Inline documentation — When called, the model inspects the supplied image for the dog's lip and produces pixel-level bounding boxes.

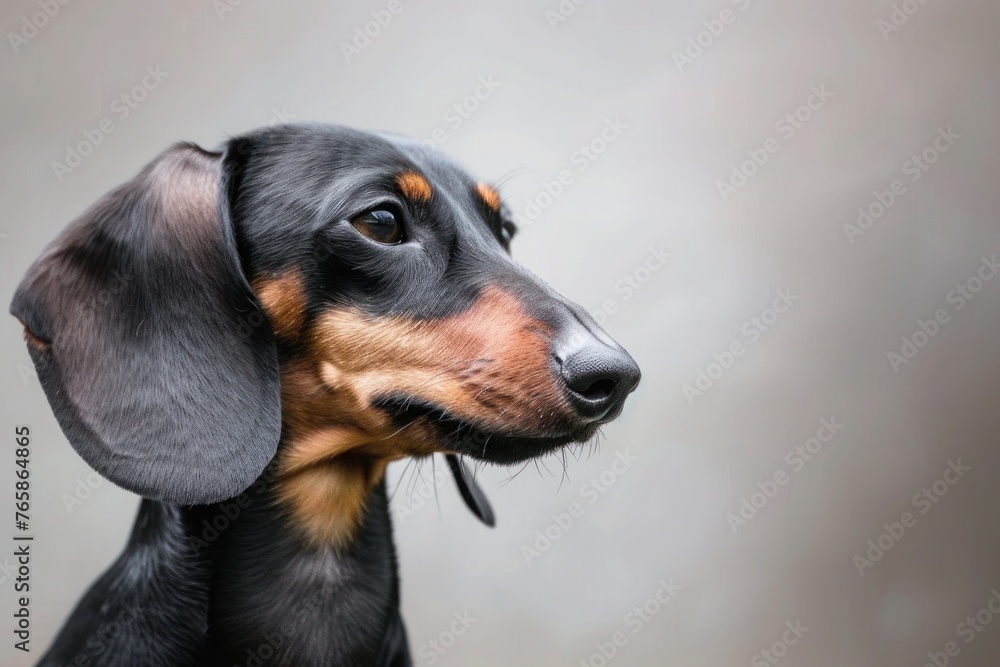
[371,394,596,464]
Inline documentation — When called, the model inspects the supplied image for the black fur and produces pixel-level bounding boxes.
[13,124,640,666]
[11,146,281,505]
[36,477,407,667]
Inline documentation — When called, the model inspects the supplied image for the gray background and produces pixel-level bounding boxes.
[2,0,1000,665]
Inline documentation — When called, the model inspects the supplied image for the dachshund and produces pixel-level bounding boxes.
[11,123,641,666]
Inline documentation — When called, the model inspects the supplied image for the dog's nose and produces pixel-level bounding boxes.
[557,340,641,423]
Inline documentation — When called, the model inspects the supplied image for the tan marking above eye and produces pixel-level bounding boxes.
[475,182,501,212]
[395,171,432,202]
[251,270,307,339]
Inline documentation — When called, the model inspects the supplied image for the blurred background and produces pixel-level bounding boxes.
[3,1,1000,665]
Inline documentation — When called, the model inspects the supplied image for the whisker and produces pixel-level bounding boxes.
[431,455,442,519]
[388,457,416,503]
[407,457,425,505]
[493,167,531,191]
[557,449,570,492]
[499,461,531,487]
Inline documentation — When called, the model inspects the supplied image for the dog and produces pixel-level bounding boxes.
[11,124,641,666]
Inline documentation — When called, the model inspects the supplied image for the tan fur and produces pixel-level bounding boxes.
[396,171,432,202]
[252,270,307,339]
[16,320,48,351]
[276,457,385,548]
[273,286,568,547]
[475,182,501,212]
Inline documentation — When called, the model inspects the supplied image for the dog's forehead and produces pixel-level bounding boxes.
[378,132,479,187]
[251,125,480,195]
[239,124,504,240]
[232,124,511,278]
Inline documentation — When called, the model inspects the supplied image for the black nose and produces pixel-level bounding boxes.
[558,343,641,423]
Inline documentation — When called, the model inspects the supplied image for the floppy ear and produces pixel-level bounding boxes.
[10,143,281,505]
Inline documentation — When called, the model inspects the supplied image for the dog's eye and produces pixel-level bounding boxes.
[500,220,517,246]
[350,209,402,244]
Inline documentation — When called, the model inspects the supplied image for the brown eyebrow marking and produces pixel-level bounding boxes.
[396,171,432,202]
[16,319,49,351]
[252,269,307,339]
[475,182,501,212]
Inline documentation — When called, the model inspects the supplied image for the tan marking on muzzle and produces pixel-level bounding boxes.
[274,286,570,546]
[396,171,432,202]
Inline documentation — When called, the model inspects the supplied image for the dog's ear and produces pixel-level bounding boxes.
[9,143,281,505]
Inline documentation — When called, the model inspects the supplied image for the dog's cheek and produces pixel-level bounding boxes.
[252,269,307,339]
[292,288,573,441]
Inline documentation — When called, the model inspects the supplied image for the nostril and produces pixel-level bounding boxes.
[558,344,640,422]
[572,377,618,402]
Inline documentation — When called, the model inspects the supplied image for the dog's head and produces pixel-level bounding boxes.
[12,125,639,542]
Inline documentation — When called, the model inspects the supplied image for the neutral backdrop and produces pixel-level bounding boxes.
[3,1,1000,665]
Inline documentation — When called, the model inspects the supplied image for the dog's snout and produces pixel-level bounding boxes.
[556,338,640,423]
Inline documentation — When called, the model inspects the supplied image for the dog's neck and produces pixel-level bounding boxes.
[263,347,431,550]
[271,427,395,548]
[202,472,400,664]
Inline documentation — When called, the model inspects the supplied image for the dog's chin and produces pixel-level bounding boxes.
[373,395,599,465]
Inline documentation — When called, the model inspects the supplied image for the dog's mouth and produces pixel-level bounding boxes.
[373,394,601,465]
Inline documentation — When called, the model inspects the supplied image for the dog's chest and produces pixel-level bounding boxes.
[206,482,402,665]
